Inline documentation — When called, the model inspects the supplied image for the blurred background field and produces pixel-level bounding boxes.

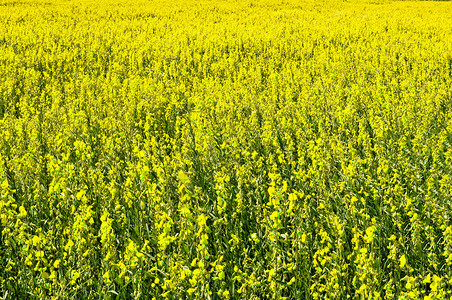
[1,0,452,298]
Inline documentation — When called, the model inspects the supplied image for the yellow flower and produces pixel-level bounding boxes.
[53,260,61,269]
[18,206,27,218]
[400,255,407,268]
[187,288,196,295]
[36,251,44,259]
[32,236,40,247]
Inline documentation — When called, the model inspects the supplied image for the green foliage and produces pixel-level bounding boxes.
[1,0,452,298]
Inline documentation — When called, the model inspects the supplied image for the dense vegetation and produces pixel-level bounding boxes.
[1,0,452,298]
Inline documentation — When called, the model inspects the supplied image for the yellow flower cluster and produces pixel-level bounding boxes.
[1,0,452,298]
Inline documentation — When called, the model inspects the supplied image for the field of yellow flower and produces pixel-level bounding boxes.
[1,0,452,298]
